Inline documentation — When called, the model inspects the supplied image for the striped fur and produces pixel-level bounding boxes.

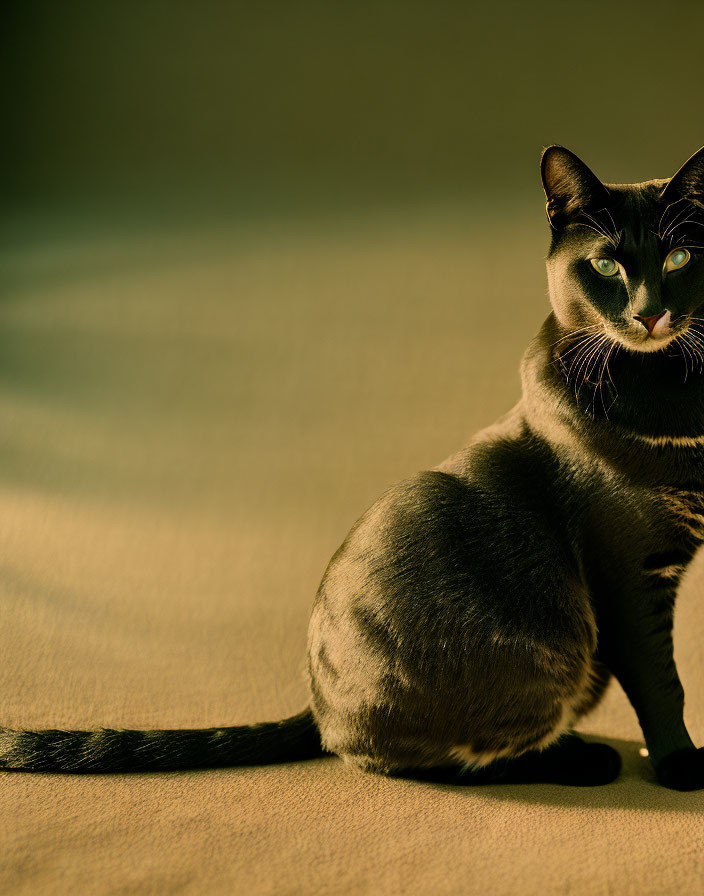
[0,711,323,772]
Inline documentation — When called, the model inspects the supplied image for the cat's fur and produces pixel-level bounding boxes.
[3,146,704,790]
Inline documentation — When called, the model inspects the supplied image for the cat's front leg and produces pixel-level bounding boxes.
[598,585,702,791]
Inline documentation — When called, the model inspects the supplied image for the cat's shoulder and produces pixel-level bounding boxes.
[435,402,550,483]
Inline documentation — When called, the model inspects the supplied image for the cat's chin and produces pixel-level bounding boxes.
[605,311,703,356]
[617,335,678,355]
[605,323,686,355]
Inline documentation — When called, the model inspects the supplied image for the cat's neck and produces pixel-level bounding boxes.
[520,314,704,482]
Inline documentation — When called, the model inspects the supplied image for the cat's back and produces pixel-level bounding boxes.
[312,401,579,640]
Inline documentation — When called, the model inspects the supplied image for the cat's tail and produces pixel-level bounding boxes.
[0,708,326,773]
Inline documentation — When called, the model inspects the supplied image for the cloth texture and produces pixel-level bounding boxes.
[2,209,703,894]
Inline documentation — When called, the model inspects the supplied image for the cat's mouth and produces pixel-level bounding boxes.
[607,311,699,355]
[554,313,704,380]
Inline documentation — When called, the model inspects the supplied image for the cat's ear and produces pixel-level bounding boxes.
[660,146,704,206]
[540,146,609,229]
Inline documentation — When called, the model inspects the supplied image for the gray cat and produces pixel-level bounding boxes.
[3,145,704,790]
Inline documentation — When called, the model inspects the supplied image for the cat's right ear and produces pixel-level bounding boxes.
[660,145,704,206]
[540,146,609,230]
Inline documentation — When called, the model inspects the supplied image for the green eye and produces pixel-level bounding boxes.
[590,257,619,277]
[665,247,691,272]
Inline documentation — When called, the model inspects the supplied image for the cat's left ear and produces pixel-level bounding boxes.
[660,146,704,206]
[540,145,609,229]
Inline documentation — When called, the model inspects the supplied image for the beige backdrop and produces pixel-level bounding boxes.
[1,205,703,894]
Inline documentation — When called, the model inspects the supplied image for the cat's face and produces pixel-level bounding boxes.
[542,146,704,354]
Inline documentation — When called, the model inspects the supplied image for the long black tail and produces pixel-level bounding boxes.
[0,708,326,773]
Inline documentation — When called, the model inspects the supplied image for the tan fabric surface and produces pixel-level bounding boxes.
[1,207,703,894]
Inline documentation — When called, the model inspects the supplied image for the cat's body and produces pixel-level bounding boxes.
[4,145,704,790]
[309,314,704,781]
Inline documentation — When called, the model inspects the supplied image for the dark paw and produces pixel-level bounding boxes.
[510,736,622,786]
[547,740,622,786]
[655,747,704,791]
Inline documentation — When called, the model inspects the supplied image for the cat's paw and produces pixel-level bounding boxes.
[655,747,704,791]
[546,739,622,786]
[509,735,622,786]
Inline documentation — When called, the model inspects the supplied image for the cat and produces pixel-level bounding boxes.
[3,145,704,791]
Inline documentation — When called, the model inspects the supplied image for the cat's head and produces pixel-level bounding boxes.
[541,145,704,354]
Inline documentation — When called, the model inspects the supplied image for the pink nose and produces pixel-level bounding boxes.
[634,312,666,334]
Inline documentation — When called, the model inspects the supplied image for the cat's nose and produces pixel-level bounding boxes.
[634,311,667,335]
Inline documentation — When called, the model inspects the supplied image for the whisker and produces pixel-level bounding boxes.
[601,340,619,417]
[583,337,609,386]
[575,221,612,242]
[601,208,621,245]
[576,210,620,249]
[562,334,605,380]
[657,199,685,240]
[672,218,704,232]
[661,199,695,240]
[676,335,693,381]
[580,333,619,418]
[685,330,704,371]
[680,331,704,374]
[550,324,602,348]
[674,338,688,381]
[684,328,704,354]
[556,332,604,365]
[573,335,609,401]
[584,339,610,416]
